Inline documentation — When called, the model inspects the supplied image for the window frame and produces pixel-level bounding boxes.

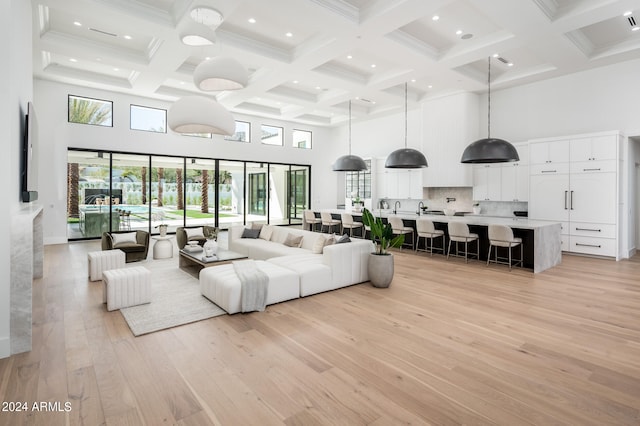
[68,94,114,127]
[260,124,284,146]
[129,104,167,133]
[225,120,251,143]
[292,129,312,149]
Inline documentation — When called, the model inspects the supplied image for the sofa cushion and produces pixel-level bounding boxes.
[241,228,261,239]
[185,227,205,240]
[111,232,137,248]
[284,233,303,248]
[259,224,273,241]
[268,254,332,297]
[336,234,351,244]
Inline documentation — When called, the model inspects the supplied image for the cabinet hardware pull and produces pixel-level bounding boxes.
[570,190,574,210]
[575,228,601,232]
[564,191,568,210]
[583,168,601,172]
[541,170,557,173]
[575,243,601,248]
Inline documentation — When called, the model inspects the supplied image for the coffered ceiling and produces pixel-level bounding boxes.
[32,0,640,126]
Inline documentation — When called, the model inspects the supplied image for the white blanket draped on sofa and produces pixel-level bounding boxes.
[233,260,269,312]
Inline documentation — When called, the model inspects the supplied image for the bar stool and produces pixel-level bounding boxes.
[487,224,523,270]
[340,213,364,237]
[320,211,341,234]
[304,210,322,232]
[447,221,479,263]
[388,216,414,250]
[416,218,445,256]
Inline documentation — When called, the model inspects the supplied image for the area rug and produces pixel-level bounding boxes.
[119,259,226,336]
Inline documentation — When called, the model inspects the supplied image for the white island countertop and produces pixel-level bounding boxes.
[322,209,558,230]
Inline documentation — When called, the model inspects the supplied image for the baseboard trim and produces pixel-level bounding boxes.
[0,337,10,359]
[44,236,68,245]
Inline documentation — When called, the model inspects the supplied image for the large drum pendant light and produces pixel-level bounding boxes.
[168,96,235,135]
[461,57,519,163]
[385,83,428,168]
[333,100,367,171]
[194,56,248,91]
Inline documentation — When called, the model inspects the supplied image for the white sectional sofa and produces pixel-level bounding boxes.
[200,225,375,313]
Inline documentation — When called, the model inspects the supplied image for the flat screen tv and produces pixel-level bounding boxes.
[21,101,38,202]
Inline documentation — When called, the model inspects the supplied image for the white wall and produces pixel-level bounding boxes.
[34,79,340,243]
[1,0,32,358]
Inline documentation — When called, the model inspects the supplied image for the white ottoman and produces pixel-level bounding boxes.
[200,260,299,314]
[102,266,151,311]
[88,250,126,282]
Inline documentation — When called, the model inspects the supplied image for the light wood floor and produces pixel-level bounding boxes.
[1,241,640,425]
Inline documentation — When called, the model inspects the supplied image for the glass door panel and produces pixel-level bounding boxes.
[185,158,216,229]
[151,156,185,235]
[111,153,152,233]
[289,166,309,224]
[67,150,112,239]
[218,160,246,229]
[268,164,289,225]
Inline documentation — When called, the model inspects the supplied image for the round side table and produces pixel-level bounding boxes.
[152,235,174,259]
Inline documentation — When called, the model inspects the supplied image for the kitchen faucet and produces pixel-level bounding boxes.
[394,201,401,214]
[417,201,424,215]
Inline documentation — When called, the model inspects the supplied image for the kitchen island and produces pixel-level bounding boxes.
[307,210,561,273]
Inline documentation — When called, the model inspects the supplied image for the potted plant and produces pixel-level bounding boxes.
[361,208,405,288]
[351,192,363,212]
[152,210,168,236]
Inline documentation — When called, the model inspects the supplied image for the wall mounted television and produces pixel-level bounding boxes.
[21,101,38,202]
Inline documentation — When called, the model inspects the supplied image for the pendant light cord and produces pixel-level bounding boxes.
[487,56,491,139]
[348,100,352,155]
[404,82,408,148]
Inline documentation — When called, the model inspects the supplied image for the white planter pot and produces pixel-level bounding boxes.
[367,253,394,288]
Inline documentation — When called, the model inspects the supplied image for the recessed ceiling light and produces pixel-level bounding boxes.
[493,53,499,57]
[347,55,353,59]
[428,85,433,89]
[285,32,293,37]
[69,58,77,62]
[248,17,256,23]
[205,56,211,60]
[315,86,321,90]
[113,67,119,71]
[371,64,376,68]
[411,79,416,82]
[455,29,463,35]
[190,7,223,27]
[293,80,299,84]
[355,96,360,100]
[123,35,132,40]
[633,26,640,31]
[624,11,633,16]
[73,21,82,27]
[432,15,440,21]
[179,81,185,85]
[507,62,514,67]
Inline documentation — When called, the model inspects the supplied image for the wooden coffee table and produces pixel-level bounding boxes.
[179,248,248,276]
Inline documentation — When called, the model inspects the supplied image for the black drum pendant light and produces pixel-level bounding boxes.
[332,100,367,171]
[385,83,428,168]
[461,57,519,163]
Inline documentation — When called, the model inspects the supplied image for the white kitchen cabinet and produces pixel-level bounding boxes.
[500,142,529,202]
[528,131,621,258]
[472,165,501,201]
[501,162,529,202]
[569,134,617,162]
[529,139,570,164]
[376,166,422,199]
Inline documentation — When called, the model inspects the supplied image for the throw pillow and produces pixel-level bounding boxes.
[241,228,261,239]
[311,235,326,254]
[336,234,351,244]
[259,224,273,241]
[283,233,303,248]
[251,223,264,231]
[185,227,205,240]
[111,232,137,248]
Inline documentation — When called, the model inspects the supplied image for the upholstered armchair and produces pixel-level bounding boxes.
[176,225,218,249]
[101,230,150,263]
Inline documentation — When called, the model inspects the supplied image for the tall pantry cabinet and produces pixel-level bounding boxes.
[528,131,621,259]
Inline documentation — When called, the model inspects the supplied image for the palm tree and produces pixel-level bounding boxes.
[176,168,184,210]
[201,169,209,213]
[157,167,164,207]
[67,163,79,218]
[68,98,112,125]
[141,166,147,205]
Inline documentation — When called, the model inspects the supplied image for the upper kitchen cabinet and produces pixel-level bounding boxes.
[421,92,479,187]
[569,134,617,162]
[529,138,570,164]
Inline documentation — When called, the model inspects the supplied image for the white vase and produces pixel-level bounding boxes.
[159,224,168,237]
[204,239,218,256]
